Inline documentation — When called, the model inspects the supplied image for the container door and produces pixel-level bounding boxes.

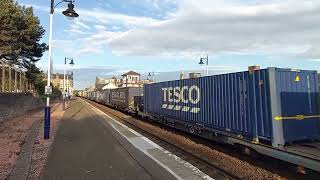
[278,70,320,142]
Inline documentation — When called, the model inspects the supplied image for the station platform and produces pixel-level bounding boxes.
[41,99,211,180]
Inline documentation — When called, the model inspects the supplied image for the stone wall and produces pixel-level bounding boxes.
[0,93,44,122]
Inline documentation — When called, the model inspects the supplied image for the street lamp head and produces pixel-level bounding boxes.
[62,2,79,18]
[199,59,204,65]
[69,59,75,66]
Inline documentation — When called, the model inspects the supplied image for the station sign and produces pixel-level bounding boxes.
[45,86,52,95]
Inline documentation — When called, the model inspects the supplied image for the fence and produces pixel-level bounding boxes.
[0,59,35,93]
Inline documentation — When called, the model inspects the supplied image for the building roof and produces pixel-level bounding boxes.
[122,71,140,76]
[102,83,118,90]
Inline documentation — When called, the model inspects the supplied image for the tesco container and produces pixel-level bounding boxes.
[144,68,320,147]
[110,87,143,110]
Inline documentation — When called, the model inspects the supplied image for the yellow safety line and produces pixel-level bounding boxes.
[274,115,320,121]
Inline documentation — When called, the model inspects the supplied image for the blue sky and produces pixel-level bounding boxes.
[18,0,320,89]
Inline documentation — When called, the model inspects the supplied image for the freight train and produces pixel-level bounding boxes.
[81,67,320,173]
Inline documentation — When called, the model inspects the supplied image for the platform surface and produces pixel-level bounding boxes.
[41,100,158,180]
[42,99,212,180]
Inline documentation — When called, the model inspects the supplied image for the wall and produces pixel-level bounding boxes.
[0,93,44,122]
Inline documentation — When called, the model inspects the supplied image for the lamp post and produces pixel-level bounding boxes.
[63,58,74,110]
[44,0,79,140]
[67,71,73,97]
[199,55,209,76]
[148,72,155,83]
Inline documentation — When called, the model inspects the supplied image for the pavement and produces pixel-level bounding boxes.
[41,99,211,180]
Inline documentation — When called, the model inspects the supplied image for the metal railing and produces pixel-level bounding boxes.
[0,59,35,93]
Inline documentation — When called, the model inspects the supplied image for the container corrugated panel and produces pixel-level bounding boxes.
[103,89,112,105]
[96,91,104,102]
[144,68,320,146]
[110,87,143,109]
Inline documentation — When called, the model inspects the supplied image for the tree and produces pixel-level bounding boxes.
[0,0,47,66]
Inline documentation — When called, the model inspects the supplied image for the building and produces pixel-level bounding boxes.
[189,72,201,79]
[179,70,185,80]
[140,79,154,85]
[119,71,141,87]
[85,85,95,92]
[95,76,121,87]
[51,73,73,94]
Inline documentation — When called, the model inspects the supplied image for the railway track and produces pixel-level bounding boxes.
[84,98,239,180]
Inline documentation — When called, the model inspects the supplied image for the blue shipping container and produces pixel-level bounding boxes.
[144,68,320,147]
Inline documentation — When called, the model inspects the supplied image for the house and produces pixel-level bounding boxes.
[51,73,73,94]
[120,71,141,87]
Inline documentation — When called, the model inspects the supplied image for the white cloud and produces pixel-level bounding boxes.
[78,8,160,28]
[94,25,106,31]
[23,3,161,56]
[74,30,126,57]
[107,0,320,58]
[27,0,320,59]
[64,29,88,35]
[52,40,75,53]
[74,20,91,29]
[23,3,160,30]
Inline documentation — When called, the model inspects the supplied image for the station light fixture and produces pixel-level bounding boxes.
[62,2,79,18]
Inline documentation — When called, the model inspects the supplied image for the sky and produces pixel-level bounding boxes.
[18,0,320,89]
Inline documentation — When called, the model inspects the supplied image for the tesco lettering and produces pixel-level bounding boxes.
[162,85,200,104]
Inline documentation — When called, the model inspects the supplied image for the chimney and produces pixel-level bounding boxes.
[248,65,260,73]
[179,70,184,80]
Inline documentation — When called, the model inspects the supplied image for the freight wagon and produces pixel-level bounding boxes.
[110,87,143,112]
[86,91,96,100]
[97,89,112,105]
[80,67,320,172]
[144,67,320,172]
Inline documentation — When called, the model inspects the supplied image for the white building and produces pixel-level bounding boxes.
[120,71,141,87]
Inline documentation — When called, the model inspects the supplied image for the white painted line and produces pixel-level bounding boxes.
[141,136,161,149]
